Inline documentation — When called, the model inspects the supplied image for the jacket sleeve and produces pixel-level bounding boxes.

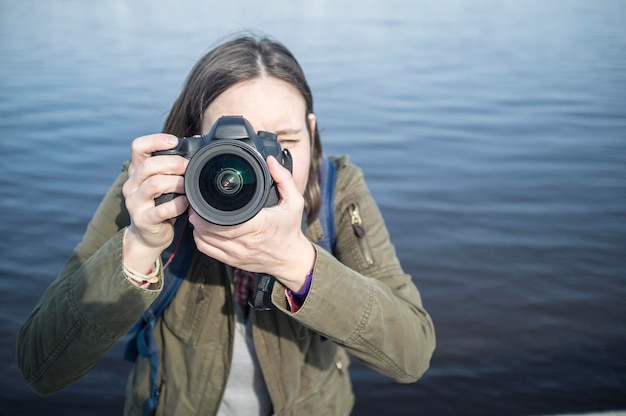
[16,162,162,394]
[272,156,435,383]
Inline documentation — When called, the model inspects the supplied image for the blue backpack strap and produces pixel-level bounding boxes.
[124,217,195,416]
[316,155,337,253]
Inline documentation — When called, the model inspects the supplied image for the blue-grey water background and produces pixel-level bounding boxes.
[1,1,625,415]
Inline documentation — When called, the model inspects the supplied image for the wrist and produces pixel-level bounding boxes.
[286,268,314,312]
[282,239,316,293]
[123,256,162,287]
[123,227,166,274]
[293,268,314,296]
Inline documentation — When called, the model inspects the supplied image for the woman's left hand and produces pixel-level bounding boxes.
[188,155,316,292]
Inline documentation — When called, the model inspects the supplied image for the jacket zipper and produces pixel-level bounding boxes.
[349,203,374,266]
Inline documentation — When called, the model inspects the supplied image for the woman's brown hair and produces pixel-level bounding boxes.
[163,35,323,224]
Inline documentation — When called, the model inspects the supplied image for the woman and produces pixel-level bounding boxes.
[18,35,435,415]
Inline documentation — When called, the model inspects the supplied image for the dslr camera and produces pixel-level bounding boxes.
[152,116,292,225]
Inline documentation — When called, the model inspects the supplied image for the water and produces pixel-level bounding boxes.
[1,1,625,415]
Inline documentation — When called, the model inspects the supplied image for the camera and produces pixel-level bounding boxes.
[152,116,292,225]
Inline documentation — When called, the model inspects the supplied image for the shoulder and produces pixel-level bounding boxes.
[329,154,354,174]
[329,155,367,198]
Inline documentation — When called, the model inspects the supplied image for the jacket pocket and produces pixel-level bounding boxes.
[161,279,213,345]
[348,203,375,266]
[295,346,354,415]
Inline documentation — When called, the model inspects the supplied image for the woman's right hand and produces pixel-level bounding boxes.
[121,134,189,273]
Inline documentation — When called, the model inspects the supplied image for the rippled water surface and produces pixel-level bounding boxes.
[1,1,625,415]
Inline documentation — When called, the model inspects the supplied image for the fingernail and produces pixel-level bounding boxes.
[166,136,179,146]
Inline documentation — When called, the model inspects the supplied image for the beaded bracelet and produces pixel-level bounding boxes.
[123,257,162,285]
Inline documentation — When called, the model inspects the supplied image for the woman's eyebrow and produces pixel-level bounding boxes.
[275,128,302,136]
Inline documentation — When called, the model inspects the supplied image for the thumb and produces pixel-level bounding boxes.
[267,155,298,202]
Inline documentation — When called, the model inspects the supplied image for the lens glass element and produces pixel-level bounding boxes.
[198,154,257,211]
[215,168,243,195]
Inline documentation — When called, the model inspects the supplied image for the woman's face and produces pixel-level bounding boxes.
[202,77,315,196]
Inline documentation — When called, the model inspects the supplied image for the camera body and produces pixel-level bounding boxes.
[152,116,292,225]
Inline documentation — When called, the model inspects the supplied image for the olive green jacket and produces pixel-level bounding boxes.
[17,156,435,415]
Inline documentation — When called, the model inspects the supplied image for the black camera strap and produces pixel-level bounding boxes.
[249,273,277,311]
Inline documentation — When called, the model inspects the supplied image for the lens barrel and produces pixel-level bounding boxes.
[184,141,272,225]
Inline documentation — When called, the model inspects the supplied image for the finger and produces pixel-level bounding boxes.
[188,209,234,236]
[188,210,256,250]
[266,155,299,204]
[138,174,185,202]
[192,230,231,264]
[122,156,188,197]
[126,155,187,199]
[125,174,186,223]
[138,154,188,180]
[191,228,258,271]
[152,195,189,222]
[131,134,179,165]
[188,212,231,250]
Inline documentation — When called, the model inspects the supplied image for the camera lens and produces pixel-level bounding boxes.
[215,168,243,196]
[184,140,273,225]
[198,154,256,212]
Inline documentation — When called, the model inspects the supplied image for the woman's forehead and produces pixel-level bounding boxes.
[201,77,307,134]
